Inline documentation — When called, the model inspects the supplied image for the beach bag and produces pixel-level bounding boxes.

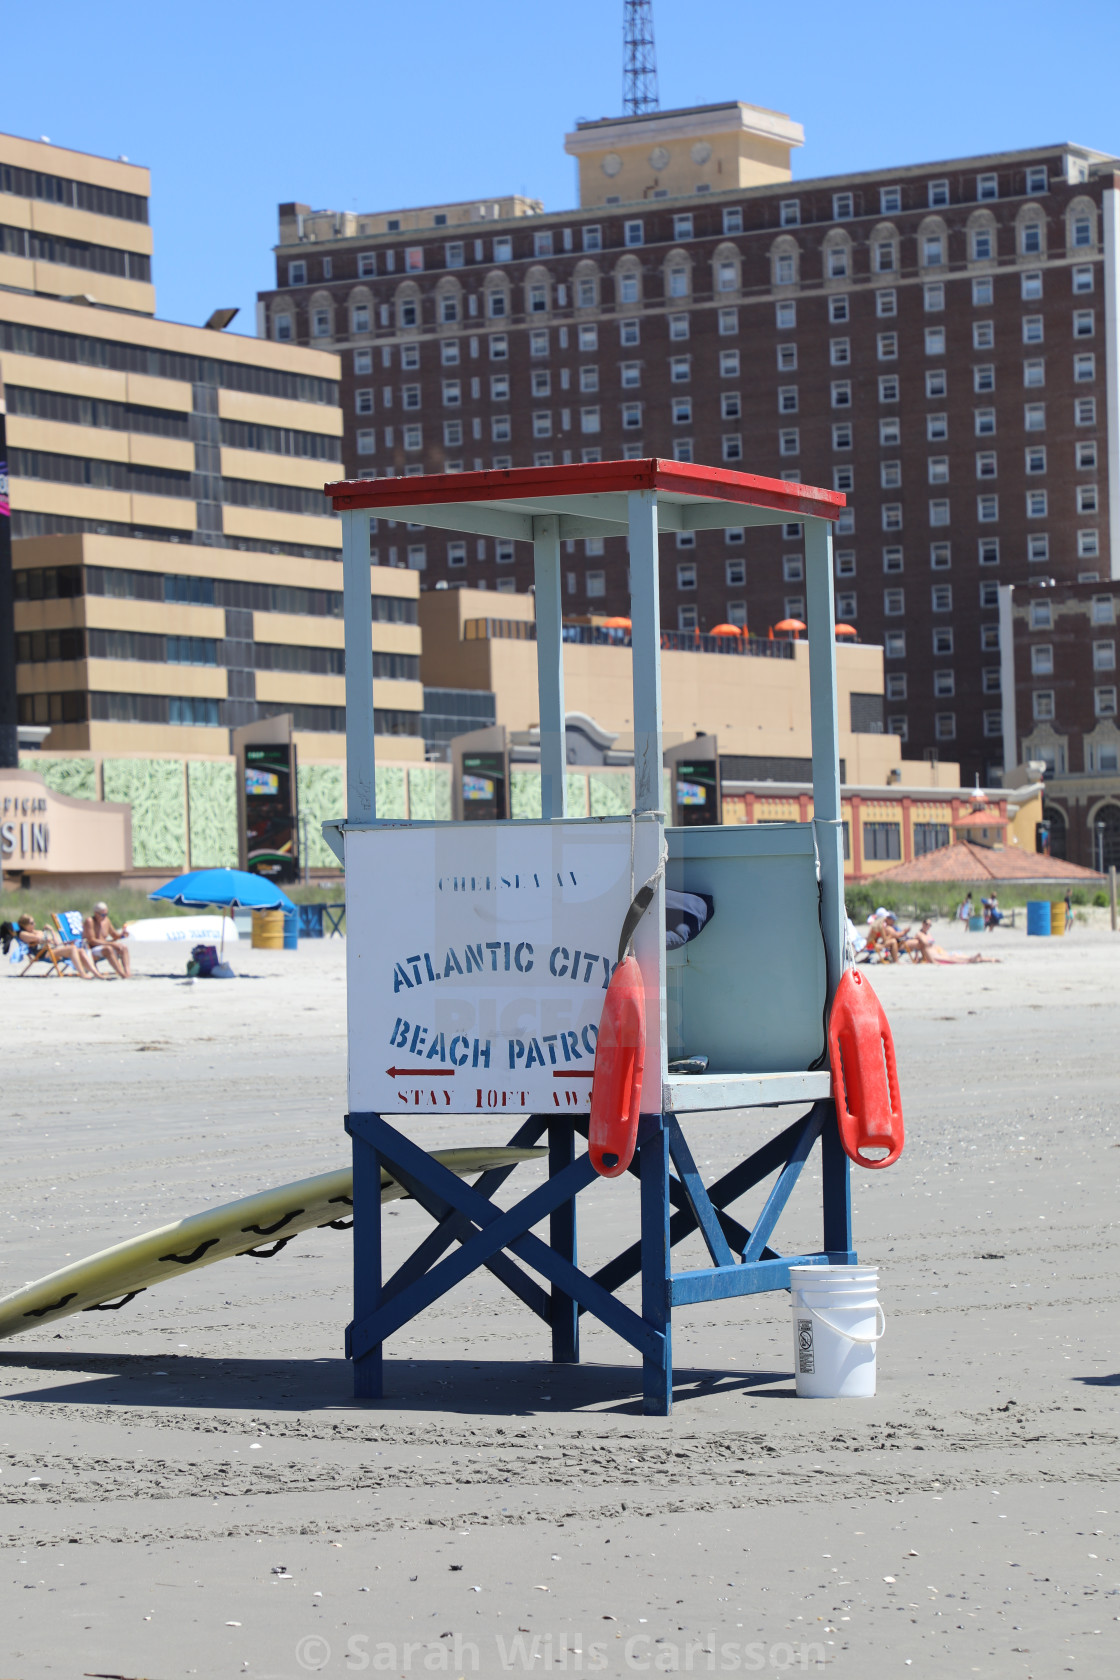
[189,943,219,978]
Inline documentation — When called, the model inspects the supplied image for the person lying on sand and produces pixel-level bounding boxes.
[14,913,102,978]
[84,902,131,978]
[903,918,1000,964]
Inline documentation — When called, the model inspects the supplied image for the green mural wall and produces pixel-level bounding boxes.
[187,760,237,868]
[20,757,98,800]
[102,759,187,869]
[407,764,452,822]
[297,763,345,869]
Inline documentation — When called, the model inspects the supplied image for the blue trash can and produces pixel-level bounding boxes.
[968,914,984,932]
[282,905,299,949]
[1026,899,1051,937]
[298,903,325,939]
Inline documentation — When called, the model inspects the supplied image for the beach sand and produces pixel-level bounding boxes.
[0,919,1117,1677]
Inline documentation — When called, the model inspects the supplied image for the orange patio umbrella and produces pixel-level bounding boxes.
[834,623,858,638]
[708,623,743,637]
[600,616,632,629]
[773,617,806,637]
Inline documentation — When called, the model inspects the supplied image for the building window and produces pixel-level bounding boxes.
[721,434,743,463]
[719,350,741,380]
[928,456,950,484]
[931,584,953,612]
[879,375,900,403]
[929,499,951,526]
[620,402,641,430]
[884,631,906,658]
[930,542,951,570]
[831,381,852,408]
[831,422,852,449]
[780,199,800,226]
[487,290,507,318]
[877,331,898,360]
[1071,215,1094,248]
[491,415,511,442]
[972,229,994,261]
[356,428,375,455]
[934,628,955,655]
[1079,529,1100,558]
[669,313,690,342]
[725,558,747,588]
[878,419,900,448]
[624,219,644,246]
[974,450,998,481]
[1074,352,1096,382]
[670,355,691,383]
[582,225,602,252]
[718,308,738,335]
[876,289,897,319]
[586,571,606,599]
[928,413,948,441]
[934,713,957,741]
[925,369,947,398]
[923,235,944,266]
[933,670,955,698]
[288,260,307,285]
[774,254,796,285]
[979,537,1001,566]
[777,342,798,371]
[1026,489,1048,518]
[1027,533,1049,563]
[884,587,905,615]
[1091,595,1115,626]
[830,338,851,366]
[779,386,800,413]
[721,391,742,421]
[723,207,743,234]
[864,822,902,861]
[1078,483,1099,515]
[672,396,692,425]
[980,624,1000,651]
[973,321,994,351]
[1094,642,1116,672]
[678,605,698,630]
[1024,402,1045,431]
[1075,397,1097,426]
[925,326,946,356]
[443,420,464,448]
[580,406,602,434]
[978,494,999,521]
[581,365,601,392]
[618,363,639,389]
[1072,264,1094,294]
[1024,444,1045,474]
[883,545,904,572]
[1073,309,1096,340]
[673,438,694,462]
[531,411,552,439]
[676,561,697,591]
[1031,643,1054,677]
[882,504,903,533]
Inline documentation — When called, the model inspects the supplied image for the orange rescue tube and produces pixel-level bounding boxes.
[588,955,646,1178]
[827,968,904,1170]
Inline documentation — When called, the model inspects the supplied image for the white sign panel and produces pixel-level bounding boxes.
[345,817,664,1119]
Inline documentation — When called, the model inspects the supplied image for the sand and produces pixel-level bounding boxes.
[0,919,1117,1678]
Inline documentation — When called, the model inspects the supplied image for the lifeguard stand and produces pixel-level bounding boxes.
[324,459,853,1415]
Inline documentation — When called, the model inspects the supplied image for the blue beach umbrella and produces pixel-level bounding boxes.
[150,869,296,959]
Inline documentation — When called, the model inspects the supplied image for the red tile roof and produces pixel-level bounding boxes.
[866,840,1104,885]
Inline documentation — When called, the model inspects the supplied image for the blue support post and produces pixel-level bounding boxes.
[549,1119,580,1364]
[821,1100,856,1261]
[347,1117,383,1399]
[640,1116,673,1416]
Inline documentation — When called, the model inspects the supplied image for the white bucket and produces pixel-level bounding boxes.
[789,1265,884,1399]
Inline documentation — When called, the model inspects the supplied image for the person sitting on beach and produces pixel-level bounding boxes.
[982,893,1004,929]
[83,902,131,979]
[865,917,901,962]
[14,913,101,978]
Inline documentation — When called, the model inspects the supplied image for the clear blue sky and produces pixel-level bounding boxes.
[5,0,1119,333]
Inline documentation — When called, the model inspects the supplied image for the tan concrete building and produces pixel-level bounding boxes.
[1,131,423,764]
[419,584,954,784]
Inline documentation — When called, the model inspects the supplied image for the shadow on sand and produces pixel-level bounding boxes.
[0,1348,794,1414]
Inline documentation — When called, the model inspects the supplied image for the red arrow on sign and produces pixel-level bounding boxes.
[386,1066,457,1078]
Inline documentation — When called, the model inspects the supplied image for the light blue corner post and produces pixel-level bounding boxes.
[804,515,853,1258]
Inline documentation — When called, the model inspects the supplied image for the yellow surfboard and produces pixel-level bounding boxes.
[0,1147,543,1341]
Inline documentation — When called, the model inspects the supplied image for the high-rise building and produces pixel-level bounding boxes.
[259,101,1119,784]
[1,131,422,761]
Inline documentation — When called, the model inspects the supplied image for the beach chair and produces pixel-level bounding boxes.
[54,911,112,974]
[13,929,73,977]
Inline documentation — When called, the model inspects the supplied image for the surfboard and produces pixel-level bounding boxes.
[0,1147,543,1341]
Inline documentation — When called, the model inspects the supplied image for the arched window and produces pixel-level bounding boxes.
[272,305,294,342]
[1016,202,1047,260]
[966,208,998,265]
[308,289,334,339]
[1089,801,1120,870]
[524,264,552,317]
[394,280,422,330]
[917,215,949,271]
[347,285,374,335]
[483,271,510,320]
[663,248,692,300]
[434,276,463,327]
[613,255,643,309]
[710,241,740,296]
[822,229,853,282]
[770,234,800,289]
[1043,803,1068,860]
[1066,194,1098,253]
[572,258,600,311]
[869,222,898,275]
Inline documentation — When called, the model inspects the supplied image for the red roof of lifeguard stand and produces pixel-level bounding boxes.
[324,457,845,528]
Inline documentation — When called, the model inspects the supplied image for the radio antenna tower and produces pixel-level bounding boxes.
[623,0,660,115]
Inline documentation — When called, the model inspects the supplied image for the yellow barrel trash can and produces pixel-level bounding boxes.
[1050,900,1067,936]
[252,908,285,949]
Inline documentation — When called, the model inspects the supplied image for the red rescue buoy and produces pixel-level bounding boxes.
[827,968,904,1170]
[588,955,646,1178]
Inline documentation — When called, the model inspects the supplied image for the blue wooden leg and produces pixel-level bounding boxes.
[549,1118,580,1364]
[350,1124,384,1400]
[821,1099,856,1262]
[640,1116,672,1415]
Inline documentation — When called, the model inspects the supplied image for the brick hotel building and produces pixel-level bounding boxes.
[259,101,1120,784]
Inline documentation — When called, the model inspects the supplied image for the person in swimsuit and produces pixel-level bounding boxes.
[15,914,101,978]
[84,902,132,978]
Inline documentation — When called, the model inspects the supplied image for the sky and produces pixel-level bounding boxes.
[5,0,1120,333]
